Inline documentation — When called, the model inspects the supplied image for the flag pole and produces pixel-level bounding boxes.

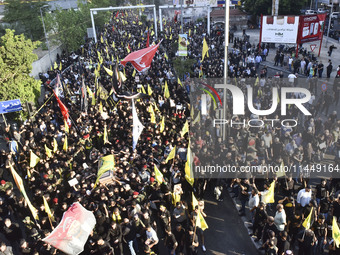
[48,216,54,230]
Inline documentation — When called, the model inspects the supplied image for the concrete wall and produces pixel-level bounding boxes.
[31,45,63,78]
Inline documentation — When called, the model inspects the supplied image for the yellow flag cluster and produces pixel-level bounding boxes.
[177,77,183,87]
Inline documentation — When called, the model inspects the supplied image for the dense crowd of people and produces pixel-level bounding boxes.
[0,8,340,255]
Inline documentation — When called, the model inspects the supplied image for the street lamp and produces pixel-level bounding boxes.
[325,0,339,47]
[40,4,52,66]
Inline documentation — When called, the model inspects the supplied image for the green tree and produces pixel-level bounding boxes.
[0,29,41,119]
[2,0,45,41]
[45,8,87,53]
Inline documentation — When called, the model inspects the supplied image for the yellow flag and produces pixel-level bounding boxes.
[165,34,167,39]
[132,69,136,77]
[103,125,109,144]
[29,150,40,168]
[100,36,104,43]
[185,143,194,186]
[169,34,172,40]
[63,135,68,152]
[189,29,191,36]
[103,66,113,76]
[202,37,209,61]
[154,165,164,184]
[333,217,340,248]
[151,31,154,36]
[43,196,55,222]
[303,208,314,230]
[147,84,153,96]
[149,105,156,123]
[54,62,58,69]
[164,81,170,99]
[178,77,183,87]
[196,211,208,231]
[45,144,52,158]
[59,62,62,71]
[53,138,58,153]
[119,71,126,82]
[112,41,115,49]
[99,101,103,114]
[180,120,189,137]
[165,146,176,163]
[9,165,39,220]
[87,86,96,106]
[262,181,275,204]
[192,192,199,209]
[160,116,165,133]
[126,46,130,53]
[64,118,69,133]
[164,53,168,60]
[141,85,146,94]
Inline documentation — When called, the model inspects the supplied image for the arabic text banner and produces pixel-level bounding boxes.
[43,202,96,255]
[261,16,299,44]
[297,14,326,44]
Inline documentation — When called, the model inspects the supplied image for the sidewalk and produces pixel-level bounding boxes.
[234,29,340,82]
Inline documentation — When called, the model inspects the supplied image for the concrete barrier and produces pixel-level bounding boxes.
[31,45,63,78]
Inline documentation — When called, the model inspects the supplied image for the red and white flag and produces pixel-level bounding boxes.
[53,90,71,127]
[43,202,96,255]
[120,42,161,72]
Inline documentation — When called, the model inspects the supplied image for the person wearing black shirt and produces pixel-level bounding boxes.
[174,223,186,255]
[164,227,177,255]
[311,214,327,254]
[186,226,199,255]
[297,229,316,255]
[253,202,268,241]
[332,195,340,219]
[105,221,123,255]
[277,231,290,255]
[238,179,250,216]
[316,179,329,206]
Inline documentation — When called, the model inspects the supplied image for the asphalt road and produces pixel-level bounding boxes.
[202,192,259,255]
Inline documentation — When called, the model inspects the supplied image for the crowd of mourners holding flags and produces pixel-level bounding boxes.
[0,7,340,255]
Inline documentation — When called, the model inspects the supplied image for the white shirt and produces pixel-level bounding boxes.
[146,228,159,243]
[297,189,312,207]
[274,210,287,231]
[249,194,259,209]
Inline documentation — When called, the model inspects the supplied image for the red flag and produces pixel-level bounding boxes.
[146,31,150,47]
[115,11,119,18]
[53,91,71,127]
[112,25,115,32]
[128,44,131,51]
[121,42,161,72]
